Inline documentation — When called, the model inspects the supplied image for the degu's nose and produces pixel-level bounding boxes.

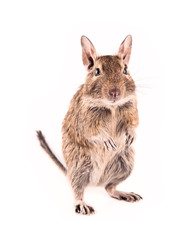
[109,87,120,98]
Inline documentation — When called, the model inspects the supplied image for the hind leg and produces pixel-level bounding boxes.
[69,156,95,215]
[104,151,142,202]
[73,182,95,215]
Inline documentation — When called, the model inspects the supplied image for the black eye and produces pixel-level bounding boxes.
[95,68,101,76]
[123,66,128,75]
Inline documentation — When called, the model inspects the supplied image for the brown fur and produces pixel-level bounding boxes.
[37,35,142,215]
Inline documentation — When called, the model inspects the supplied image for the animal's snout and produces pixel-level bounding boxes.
[109,88,120,98]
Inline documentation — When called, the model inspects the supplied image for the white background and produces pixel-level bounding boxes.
[0,0,195,239]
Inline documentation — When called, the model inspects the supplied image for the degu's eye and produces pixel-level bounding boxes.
[123,65,128,75]
[94,68,101,76]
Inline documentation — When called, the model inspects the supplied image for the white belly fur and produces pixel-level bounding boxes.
[89,132,127,186]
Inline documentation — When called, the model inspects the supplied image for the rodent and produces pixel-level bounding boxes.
[37,35,142,215]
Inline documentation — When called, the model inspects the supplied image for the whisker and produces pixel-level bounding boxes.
[136,85,152,89]
[134,77,155,82]
[131,64,149,77]
[135,88,150,95]
[136,81,152,88]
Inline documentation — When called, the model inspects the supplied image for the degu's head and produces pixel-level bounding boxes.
[81,35,136,106]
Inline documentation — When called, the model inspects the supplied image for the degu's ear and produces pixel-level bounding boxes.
[81,36,97,71]
[118,35,132,65]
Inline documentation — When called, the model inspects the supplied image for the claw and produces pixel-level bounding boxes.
[108,139,116,150]
[104,141,109,150]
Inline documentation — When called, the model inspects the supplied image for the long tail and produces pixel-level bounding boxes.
[36,130,67,175]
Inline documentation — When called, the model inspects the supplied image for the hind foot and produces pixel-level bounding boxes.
[75,201,95,215]
[111,191,142,202]
[106,186,142,202]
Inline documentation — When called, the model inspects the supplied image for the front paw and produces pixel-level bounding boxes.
[104,138,117,151]
[125,132,134,146]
